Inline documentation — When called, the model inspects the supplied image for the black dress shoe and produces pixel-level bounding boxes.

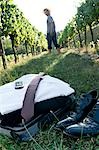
[64,101,99,138]
[55,90,98,131]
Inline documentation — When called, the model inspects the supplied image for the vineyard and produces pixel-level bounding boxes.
[58,0,99,49]
[0,0,99,149]
[0,0,99,69]
[0,0,47,69]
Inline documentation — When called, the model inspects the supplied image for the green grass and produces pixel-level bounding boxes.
[0,49,99,150]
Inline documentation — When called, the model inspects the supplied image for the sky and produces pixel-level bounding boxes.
[13,0,83,34]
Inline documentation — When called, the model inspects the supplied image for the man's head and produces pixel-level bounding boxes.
[43,8,50,16]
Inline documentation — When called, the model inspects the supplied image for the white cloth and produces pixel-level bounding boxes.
[0,74,75,115]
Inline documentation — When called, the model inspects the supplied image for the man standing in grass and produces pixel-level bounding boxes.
[43,8,60,54]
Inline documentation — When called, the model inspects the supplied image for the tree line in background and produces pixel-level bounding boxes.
[0,0,47,69]
[58,0,99,50]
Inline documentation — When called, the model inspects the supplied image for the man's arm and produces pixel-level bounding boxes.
[50,22,55,35]
[48,16,55,35]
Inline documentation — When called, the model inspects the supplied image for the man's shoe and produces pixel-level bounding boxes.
[64,101,99,138]
[55,90,98,131]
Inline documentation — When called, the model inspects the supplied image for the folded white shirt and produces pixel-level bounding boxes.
[0,74,75,115]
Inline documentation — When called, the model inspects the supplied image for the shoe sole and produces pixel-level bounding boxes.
[63,130,78,139]
[63,130,99,139]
